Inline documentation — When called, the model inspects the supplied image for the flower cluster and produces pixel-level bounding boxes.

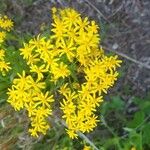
[0,15,13,44]
[52,8,122,139]
[7,8,122,139]
[7,71,54,137]
[0,15,13,75]
[0,49,11,76]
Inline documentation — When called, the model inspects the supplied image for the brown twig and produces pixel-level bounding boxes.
[84,0,110,23]
[107,3,124,19]
[103,46,150,70]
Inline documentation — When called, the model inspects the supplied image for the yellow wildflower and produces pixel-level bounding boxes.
[51,62,70,80]
[33,91,54,108]
[51,17,67,46]
[0,49,5,59]
[29,34,45,49]
[0,31,6,44]
[88,20,99,34]
[0,61,11,75]
[59,40,76,62]
[58,83,70,95]
[0,15,13,31]
[66,129,78,139]
[29,117,49,136]
[26,75,46,91]
[30,64,48,81]
[20,43,34,59]
[75,17,89,33]
[83,145,92,150]
[13,71,29,89]
[130,147,136,150]
[63,8,80,29]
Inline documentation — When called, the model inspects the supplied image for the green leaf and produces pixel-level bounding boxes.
[127,111,145,128]
[123,127,134,132]
[103,137,121,150]
[129,131,142,150]
[110,96,125,110]
[101,96,125,115]
[133,96,150,115]
[142,123,150,146]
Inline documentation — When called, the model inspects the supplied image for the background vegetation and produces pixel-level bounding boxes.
[0,0,150,150]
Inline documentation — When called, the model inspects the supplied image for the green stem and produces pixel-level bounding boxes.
[101,116,123,150]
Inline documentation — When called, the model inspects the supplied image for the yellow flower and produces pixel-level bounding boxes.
[0,31,6,44]
[26,75,46,91]
[61,100,76,123]
[0,49,5,59]
[66,129,78,139]
[63,91,78,102]
[88,21,99,34]
[0,49,11,75]
[63,8,80,29]
[83,145,92,150]
[0,15,13,31]
[130,147,136,150]
[51,62,70,80]
[80,100,96,116]
[58,83,70,95]
[27,53,40,65]
[8,70,53,137]
[37,39,53,61]
[20,43,34,60]
[75,17,89,33]
[79,115,98,133]
[0,61,11,74]
[102,55,122,72]
[25,102,36,117]
[89,94,103,107]
[29,34,45,49]
[76,31,99,53]
[67,28,78,43]
[29,128,38,137]
[33,91,54,108]
[52,7,57,14]
[30,64,48,81]
[13,71,29,89]
[59,40,76,62]
[45,56,59,70]
[7,86,27,110]
[51,17,67,46]
[79,85,91,99]
[34,106,52,118]
[30,117,49,135]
